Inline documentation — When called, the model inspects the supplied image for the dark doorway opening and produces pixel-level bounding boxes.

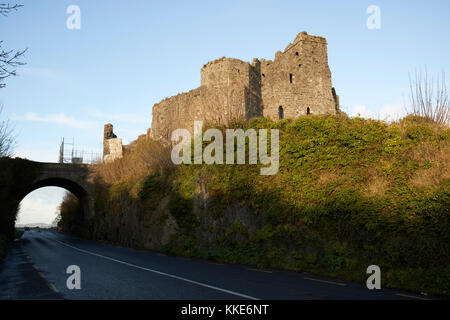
[279,106,284,120]
[307,107,310,115]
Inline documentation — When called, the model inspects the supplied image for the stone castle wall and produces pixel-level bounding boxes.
[150,84,248,140]
[149,31,339,140]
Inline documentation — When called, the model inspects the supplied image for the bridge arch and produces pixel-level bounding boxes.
[25,177,89,201]
[32,162,94,219]
[4,160,96,238]
[21,177,93,224]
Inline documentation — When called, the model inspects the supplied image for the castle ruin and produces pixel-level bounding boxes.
[149,31,339,140]
[103,123,123,164]
[103,32,340,163]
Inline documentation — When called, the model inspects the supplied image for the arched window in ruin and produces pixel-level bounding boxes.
[290,73,293,84]
[295,52,299,56]
[307,107,311,115]
[279,106,284,120]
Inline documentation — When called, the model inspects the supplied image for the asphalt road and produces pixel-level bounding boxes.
[0,229,435,300]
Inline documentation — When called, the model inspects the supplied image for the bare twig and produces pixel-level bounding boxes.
[0,105,16,157]
[0,3,26,88]
[409,68,449,125]
[0,42,27,88]
[0,3,23,16]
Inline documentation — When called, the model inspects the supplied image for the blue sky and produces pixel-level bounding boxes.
[1,0,449,224]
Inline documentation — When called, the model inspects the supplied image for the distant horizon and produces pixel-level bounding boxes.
[15,222,55,227]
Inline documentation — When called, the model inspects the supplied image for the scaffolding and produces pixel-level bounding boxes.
[58,138,102,164]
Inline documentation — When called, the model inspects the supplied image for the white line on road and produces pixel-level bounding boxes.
[304,277,347,287]
[395,293,431,300]
[47,281,60,293]
[51,238,259,300]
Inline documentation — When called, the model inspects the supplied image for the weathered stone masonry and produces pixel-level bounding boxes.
[149,31,340,140]
[103,123,123,164]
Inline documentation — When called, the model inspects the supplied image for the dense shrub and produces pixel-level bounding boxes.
[57,192,85,236]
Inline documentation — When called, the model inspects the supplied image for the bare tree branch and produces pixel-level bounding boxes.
[0,3,23,16]
[0,42,27,88]
[0,105,16,157]
[409,68,449,125]
[0,3,26,88]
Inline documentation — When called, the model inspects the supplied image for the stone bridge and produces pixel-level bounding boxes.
[23,162,96,219]
[0,158,96,240]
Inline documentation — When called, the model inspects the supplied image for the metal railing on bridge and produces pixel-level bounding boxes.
[58,138,102,165]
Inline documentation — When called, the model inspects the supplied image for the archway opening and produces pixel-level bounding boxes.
[307,107,311,115]
[16,176,90,236]
[16,187,67,228]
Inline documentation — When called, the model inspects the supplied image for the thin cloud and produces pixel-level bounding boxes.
[17,189,65,225]
[349,104,374,119]
[15,112,97,129]
[379,102,407,122]
[349,99,407,122]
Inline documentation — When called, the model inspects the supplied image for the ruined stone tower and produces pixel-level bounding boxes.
[149,31,339,140]
[103,123,123,163]
[260,31,339,119]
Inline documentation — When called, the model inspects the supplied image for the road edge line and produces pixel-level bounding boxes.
[51,238,259,300]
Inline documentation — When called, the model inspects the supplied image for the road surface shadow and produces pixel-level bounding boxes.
[0,239,63,300]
